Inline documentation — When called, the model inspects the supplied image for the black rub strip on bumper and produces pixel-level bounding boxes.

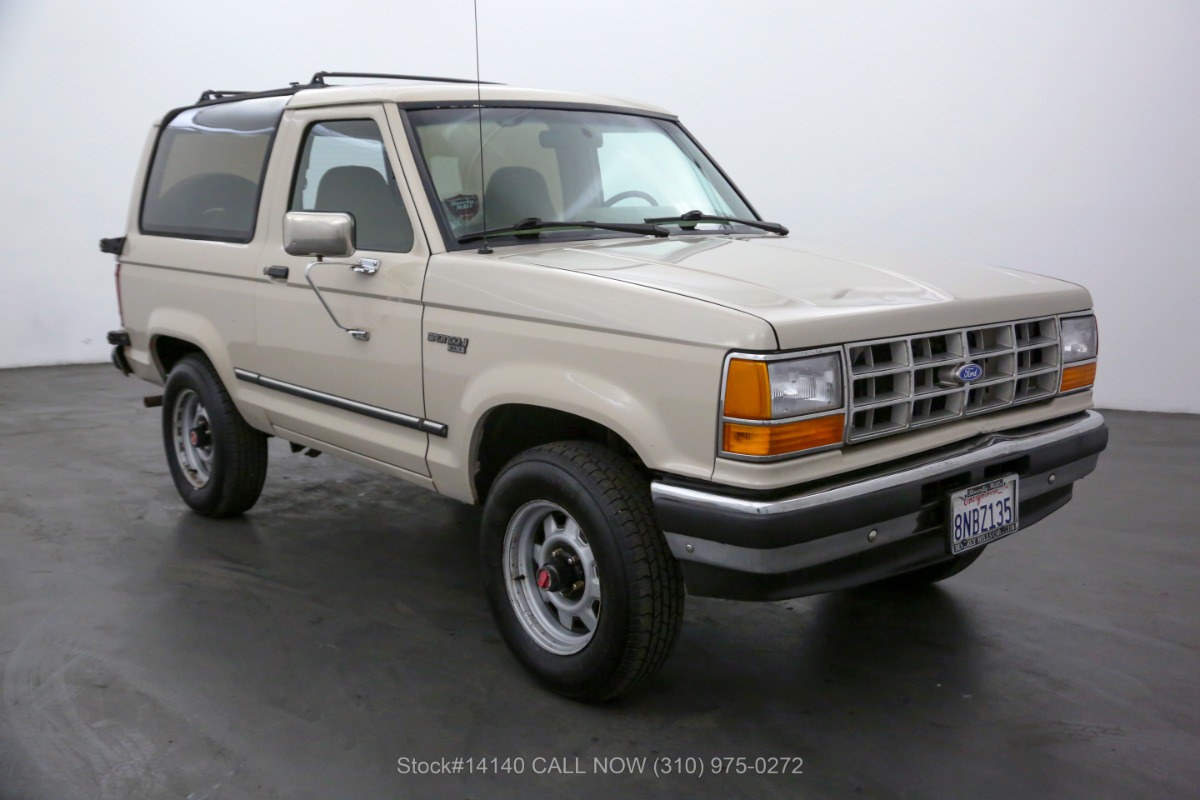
[651,411,1108,600]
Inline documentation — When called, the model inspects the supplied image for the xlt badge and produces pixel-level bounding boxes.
[427,332,469,354]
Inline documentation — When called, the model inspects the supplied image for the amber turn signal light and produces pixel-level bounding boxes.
[1060,362,1097,392]
[723,359,771,420]
[723,414,845,457]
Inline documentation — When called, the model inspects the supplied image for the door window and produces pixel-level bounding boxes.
[291,119,414,252]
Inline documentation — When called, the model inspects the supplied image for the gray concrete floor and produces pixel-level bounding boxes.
[0,364,1196,800]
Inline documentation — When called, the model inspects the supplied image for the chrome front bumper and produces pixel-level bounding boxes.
[651,410,1108,600]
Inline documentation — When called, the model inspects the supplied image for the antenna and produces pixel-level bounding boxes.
[473,0,492,254]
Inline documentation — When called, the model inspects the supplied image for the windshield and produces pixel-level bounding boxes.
[407,107,757,246]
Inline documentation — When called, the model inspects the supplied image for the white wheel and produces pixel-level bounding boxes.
[503,500,602,655]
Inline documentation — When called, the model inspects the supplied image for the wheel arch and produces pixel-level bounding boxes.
[471,403,646,503]
[145,308,233,379]
[152,334,205,379]
[145,309,269,431]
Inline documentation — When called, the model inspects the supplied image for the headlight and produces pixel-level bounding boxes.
[1059,314,1098,392]
[1060,315,1098,363]
[768,355,843,417]
[722,352,845,458]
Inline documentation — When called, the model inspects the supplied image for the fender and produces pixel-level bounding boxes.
[146,307,272,431]
[426,358,719,503]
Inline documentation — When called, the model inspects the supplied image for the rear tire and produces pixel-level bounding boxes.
[162,354,267,518]
[481,441,684,702]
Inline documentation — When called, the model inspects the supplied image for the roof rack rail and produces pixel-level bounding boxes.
[193,82,319,106]
[197,90,253,102]
[188,69,503,109]
[311,70,503,86]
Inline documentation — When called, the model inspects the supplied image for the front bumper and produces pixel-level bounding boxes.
[652,410,1108,601]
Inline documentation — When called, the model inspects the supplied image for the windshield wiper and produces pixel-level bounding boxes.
[645,210,789,236]
[458,217,670,244]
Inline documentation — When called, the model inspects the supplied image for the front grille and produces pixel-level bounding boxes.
[846,317,1060,443]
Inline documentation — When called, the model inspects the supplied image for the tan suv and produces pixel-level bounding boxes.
[104,71,1108,700]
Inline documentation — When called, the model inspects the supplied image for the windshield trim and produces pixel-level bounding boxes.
[397,98,679,121]
[397,103,764,253]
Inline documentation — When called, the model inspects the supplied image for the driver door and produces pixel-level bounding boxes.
[245,104,432,479]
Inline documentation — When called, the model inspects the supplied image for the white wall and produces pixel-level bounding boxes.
[1,0,1196,412]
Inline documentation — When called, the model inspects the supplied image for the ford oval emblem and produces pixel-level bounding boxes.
[955,363,984,383]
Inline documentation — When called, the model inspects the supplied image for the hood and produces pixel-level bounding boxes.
[504,235,1093,349]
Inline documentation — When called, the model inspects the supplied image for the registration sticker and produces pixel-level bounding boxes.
[444,193,481,221]
[948,475,1019,555]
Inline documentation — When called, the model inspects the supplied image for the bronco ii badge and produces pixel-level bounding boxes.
[428,332,469,354]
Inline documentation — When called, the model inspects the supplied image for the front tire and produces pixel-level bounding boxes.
[162,354,267,518]
[481,441,684,701]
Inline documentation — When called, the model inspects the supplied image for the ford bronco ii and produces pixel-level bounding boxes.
[103,71,1107,700]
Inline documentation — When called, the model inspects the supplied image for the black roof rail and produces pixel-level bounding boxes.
[165,82,321,128]
[311,70,504,86]
[192,82,320,107]
[185,70,503,114]
[197,90,253,102]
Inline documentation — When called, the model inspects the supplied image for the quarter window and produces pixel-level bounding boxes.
[141,96,286,242]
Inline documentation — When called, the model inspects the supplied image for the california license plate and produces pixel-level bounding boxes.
[948,475,1019,555]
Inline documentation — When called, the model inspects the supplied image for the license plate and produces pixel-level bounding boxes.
[948,475,1019,555]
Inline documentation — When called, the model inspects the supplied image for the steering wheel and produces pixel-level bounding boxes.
[602,190,658,207]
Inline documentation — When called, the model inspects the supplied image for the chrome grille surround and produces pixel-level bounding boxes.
[845,316,1061,443]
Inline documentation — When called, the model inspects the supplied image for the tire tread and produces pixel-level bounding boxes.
[485,440,684,701]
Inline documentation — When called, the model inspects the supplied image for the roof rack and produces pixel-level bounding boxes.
[193,83,317,106]
[190,70,503,106]
[197,90,253,102]
[311,71,503,86]
[188,69,501,106]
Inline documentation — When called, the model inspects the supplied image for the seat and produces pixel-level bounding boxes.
[483,166,556,229]
[314,165,413,252]
[149,172,258,238]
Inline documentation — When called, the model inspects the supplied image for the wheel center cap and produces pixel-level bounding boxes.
[189,425,211,448]
[536,567,555,591]
[536,549,581,594]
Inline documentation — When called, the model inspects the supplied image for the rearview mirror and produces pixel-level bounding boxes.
[283,211,355,257]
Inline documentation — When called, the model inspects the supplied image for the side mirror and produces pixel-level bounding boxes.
[283,211,355,257]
